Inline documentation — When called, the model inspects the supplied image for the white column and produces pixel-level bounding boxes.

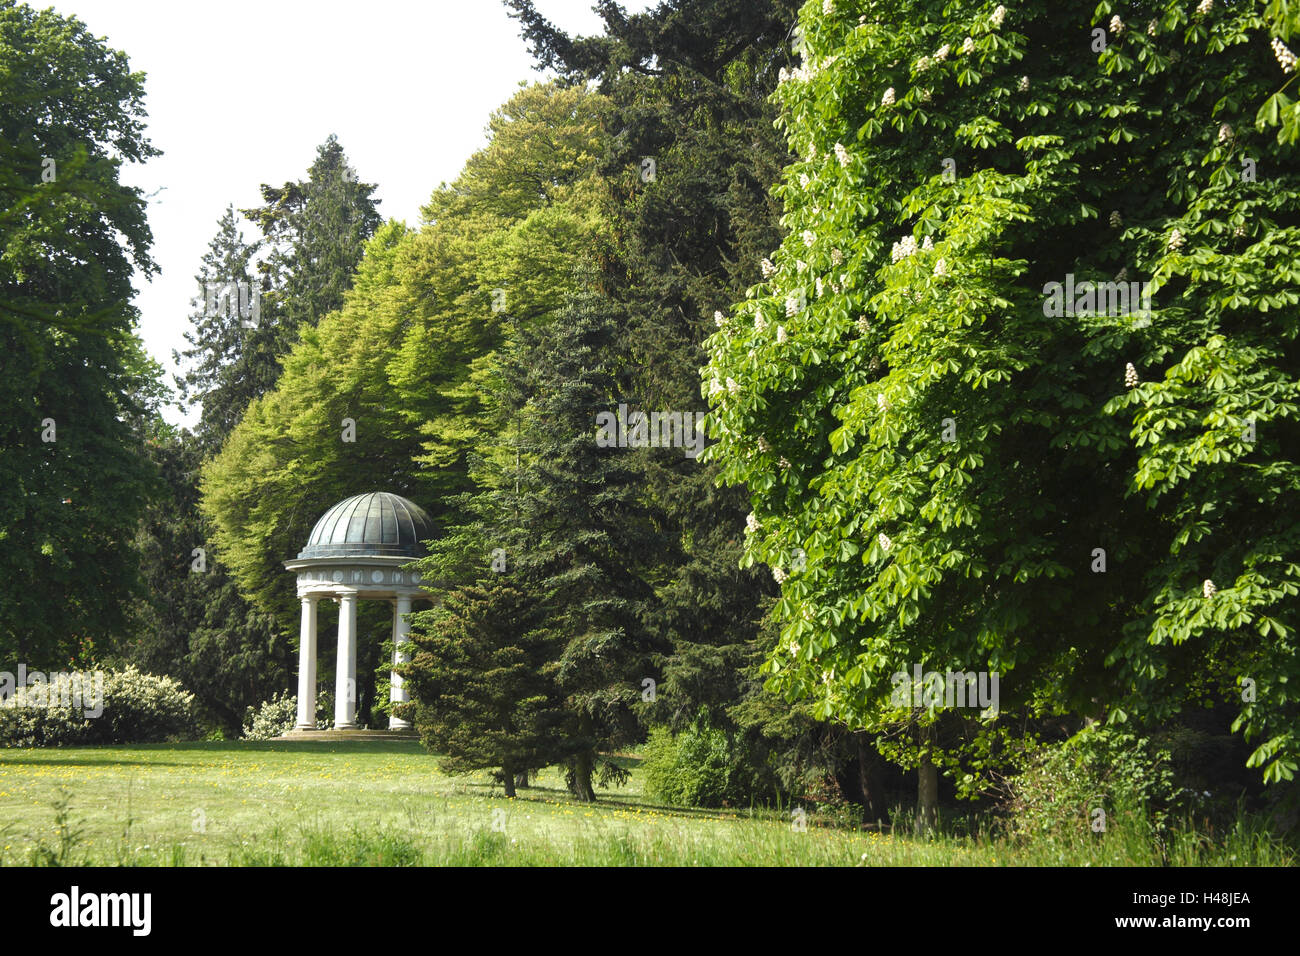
[389,594,413,730]
[295,596,318,729]
[334,590,358,729]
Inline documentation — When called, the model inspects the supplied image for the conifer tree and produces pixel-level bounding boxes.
[242,134,382,340]
[507,0,802,777]
[493,270,663,801]
[172,206,275,453]
[399,578,562,797]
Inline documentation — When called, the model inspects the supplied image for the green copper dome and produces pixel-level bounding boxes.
[297,493,434,560]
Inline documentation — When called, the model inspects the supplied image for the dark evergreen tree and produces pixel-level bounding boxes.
[399,578,563,797]
[124,206,295,734]
[506,0,874,807]
[242,134,382,340]
[127,428,285,733]
[497,270,663,802]
[172,206,278,454]
[129,135,381,729]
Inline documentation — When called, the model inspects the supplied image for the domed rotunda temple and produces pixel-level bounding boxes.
[283,492,435,732]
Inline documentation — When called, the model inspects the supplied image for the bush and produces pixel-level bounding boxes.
[0,666,201,747]
[642,719,752,808]
[241,690,333,740]
[1003,726,1192,844]
[242,691,298,740]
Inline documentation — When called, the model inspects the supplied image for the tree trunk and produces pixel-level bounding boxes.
[501,766,516,799]
[855,732,888,827]
[571,750,596,802]
[915,728,938,837]
[514,771,529,790]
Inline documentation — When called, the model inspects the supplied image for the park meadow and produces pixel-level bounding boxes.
[4,0,1300,871]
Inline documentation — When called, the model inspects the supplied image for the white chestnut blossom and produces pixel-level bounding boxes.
[1196,0,1213,15]
[877,393,890,412]
[934,44,949,62]
[831,247,844,266]
[776,325,787,344]
[1109,210,1122,228]
[934,257,947,277]
[991,5,1007,28]
[961,36,974,54]
[761,257,776,278]
[714,310,726,327]
[1018,75,1029,92]
[857,315,872,334]
[754,313,768,333]
[779,67,790,84]
[785,294,802,317]
[1218,123,1233,144]
[878,532,892,551]
[834,142,850,167]
[773,566,787,584]
[708,378,723,397]
[890,235,918,262]
[1272,38,1297,73]
[1168,228,1185,251]
[726,376,740,396]
[881,87,895,106]
[802,229,816,248]
[778,456,791,469]
[1124,362,1139,388]
[921,235,934,251]
[745,512,760,533]
[757,436,771,453]
[916,55,932,72]
[799,172,810,189]
[1147,19,1158,36]
[1110,15,1124,35]
[1203,579,1217,598]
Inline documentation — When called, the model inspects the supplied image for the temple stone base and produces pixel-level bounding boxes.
[272,728,420,742]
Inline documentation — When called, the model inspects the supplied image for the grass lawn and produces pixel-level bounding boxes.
[0,741,1290,866]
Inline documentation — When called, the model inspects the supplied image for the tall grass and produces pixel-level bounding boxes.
[1,742,1292,867]
[14,802,1293,867]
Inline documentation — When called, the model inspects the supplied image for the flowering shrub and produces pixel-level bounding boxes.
[242,691,298,740]
[0,667,201,747]
[241,690,333,740]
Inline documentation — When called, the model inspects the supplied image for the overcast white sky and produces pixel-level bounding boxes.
[51,0,653,425]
